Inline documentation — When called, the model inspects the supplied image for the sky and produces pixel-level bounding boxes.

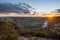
[0,0,60,13]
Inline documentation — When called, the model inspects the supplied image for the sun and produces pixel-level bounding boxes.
[48,15,53,18]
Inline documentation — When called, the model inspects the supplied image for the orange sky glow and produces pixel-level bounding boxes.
[0,13,60,17]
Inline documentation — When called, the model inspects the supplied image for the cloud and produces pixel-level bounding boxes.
[0,2,31,13]
[22,3,32,8]
[26,3,32,8]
